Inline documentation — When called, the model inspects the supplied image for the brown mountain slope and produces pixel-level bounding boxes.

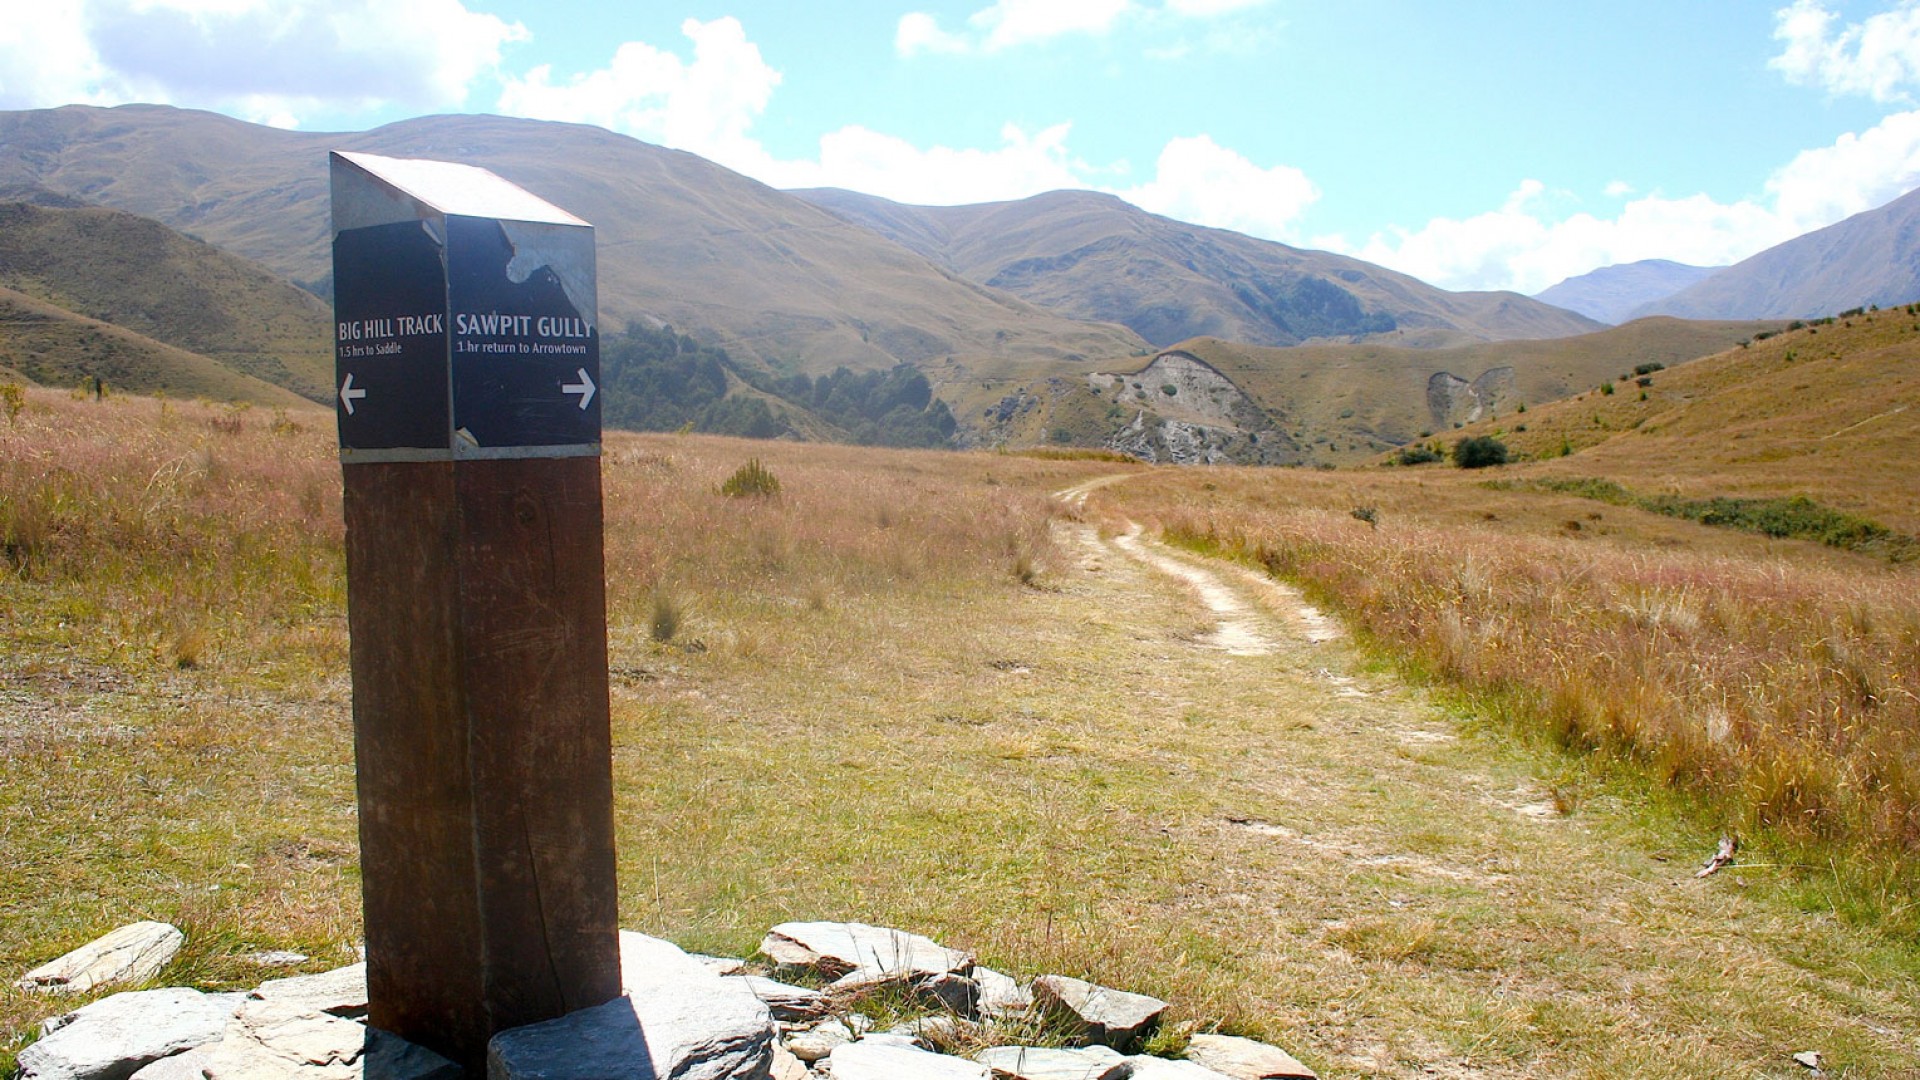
[1450,310,1920,534]
[0,104,1146,375]
[791,187,1604,348]
[0,285,308,406]
[1637,184,1920,320]
[0,201,333,401]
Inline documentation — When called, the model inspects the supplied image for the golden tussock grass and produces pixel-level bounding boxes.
[1110,463,1920,929]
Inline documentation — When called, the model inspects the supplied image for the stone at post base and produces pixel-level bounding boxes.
[1029,975,1168,1051]
[203,999,462,1080]
[16,987,242,1080]
[829,1041,990,1080]
[761,922,973,982]
[487,978,776,1080]
[16,922,185,995]
[975,1045,1135,1080]
[1181,1034,1317,1079]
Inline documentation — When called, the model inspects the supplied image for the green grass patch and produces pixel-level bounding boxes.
[1504,478,1920,560]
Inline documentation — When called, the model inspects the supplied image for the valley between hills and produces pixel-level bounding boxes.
[4,102,1920,1078]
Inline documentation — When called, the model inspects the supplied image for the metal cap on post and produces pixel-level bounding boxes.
[330,151,619,1071]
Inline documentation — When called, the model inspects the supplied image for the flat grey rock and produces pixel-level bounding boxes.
[976,1045,1133,1080]
[1031,976,1167,1051]
[618,930,724,991]
[692,954,748,977]
[203,998,459,1080]
[488,977,775,1080]
[769,1046,809,1080]
[731,975,827,1021]
[17,923,185,995]
[19,988,243,1080]
[783,1019,857,1062]
[126,1047,215,1080]
[249,963,368,1018]
[1124,1058,1238,1079]
[974,967,1031,1019]
[1183,1035,1315,1079]
[829,1041,989,1080]
[762,923,971,982]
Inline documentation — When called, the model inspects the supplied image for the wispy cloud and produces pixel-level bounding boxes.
[0,0,526,126]
[1771,0,1920,102]
[894,0,1269,57]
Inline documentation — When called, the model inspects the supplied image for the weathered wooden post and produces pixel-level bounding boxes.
[330,151,619,1071]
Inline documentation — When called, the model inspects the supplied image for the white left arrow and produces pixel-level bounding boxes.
[562,367,596,410]
[339,373,367,415]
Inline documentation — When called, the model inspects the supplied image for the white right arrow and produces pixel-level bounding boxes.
[339,373,367,415]
[561,367,596,410]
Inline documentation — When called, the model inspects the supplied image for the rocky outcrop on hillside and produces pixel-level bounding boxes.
[1426,367,1516,430]
[1089,351,1299,465]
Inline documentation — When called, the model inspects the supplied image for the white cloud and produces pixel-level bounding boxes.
[1349,105,1920,293]
[756,123,1086,203]
[0,0,526,123]
[1349,182,1786,294]
[1603,180,1636,198]
[1118,135,1318,239]
[895,0,1267,56]
[1162,0,1269,14]
[0,5,114,109]
[897,0,1133,55]
[498,17,779,172]
[895,12,971,56]
[1765,106,1920,225]
[1771,0,1920,101]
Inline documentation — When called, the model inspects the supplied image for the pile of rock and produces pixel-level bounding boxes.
[12,920,1317,1080]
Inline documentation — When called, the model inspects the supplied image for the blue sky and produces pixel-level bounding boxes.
[6,1,1920,293]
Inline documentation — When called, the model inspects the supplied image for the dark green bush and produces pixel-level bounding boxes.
[1452,436,1509,469]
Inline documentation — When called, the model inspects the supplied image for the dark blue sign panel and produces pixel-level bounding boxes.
[446,216,600,452]
[334,221,451,454]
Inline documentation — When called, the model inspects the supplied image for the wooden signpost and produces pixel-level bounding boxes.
[330,151,619,1070]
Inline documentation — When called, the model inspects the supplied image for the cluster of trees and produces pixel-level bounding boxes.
[765,365,957,448]
[597,324,956,448]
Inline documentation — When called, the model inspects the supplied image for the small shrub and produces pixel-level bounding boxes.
[1600,382,1615,396]
[1453,436,1509,469]
[719,458,781,498]
[1160,384,1178,396]
[1633,362,1666,376]
[1395,444,1442,466]
[0,383,22,425]
[1635,376,1653,388]
[1350,505,1379,528]
[649,589,682,643]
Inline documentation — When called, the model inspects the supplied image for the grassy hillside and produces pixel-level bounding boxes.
[795,187,1603,348]
[0,286,308,406]
[0,104,1145,377]
[0,202,332,402]
[967,311,1774,463]
[1437,306,1920,535]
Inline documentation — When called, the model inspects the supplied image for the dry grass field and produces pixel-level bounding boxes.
[5,384,1920,1077]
